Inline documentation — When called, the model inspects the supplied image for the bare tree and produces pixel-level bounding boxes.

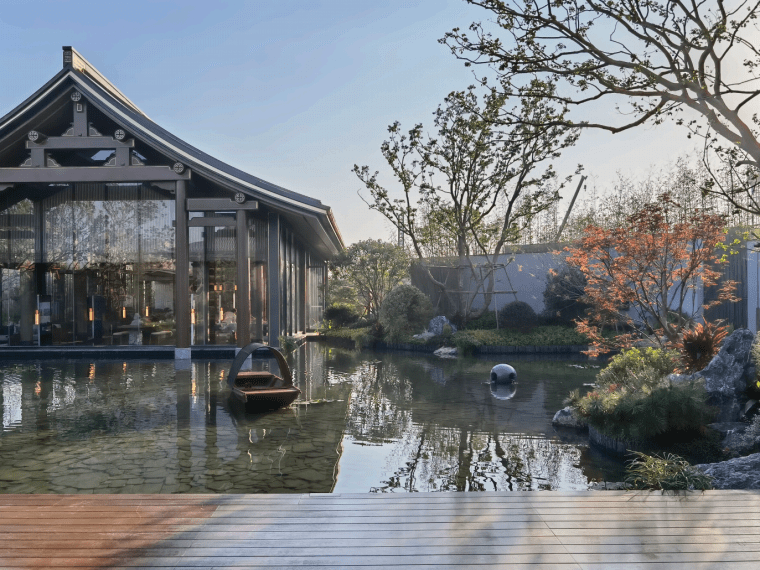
[354,87,579,322]
[442,1,760,166]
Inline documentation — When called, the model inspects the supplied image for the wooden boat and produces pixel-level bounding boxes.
[227,343,300,412]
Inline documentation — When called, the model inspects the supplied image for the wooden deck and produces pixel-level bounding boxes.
[1,491,760,569]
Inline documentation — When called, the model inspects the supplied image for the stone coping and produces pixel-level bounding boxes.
[373,341,589,355]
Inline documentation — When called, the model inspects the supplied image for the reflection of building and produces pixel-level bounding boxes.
[0,48,342,355]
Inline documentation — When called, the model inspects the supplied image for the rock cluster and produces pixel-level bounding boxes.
[667,329,756,425]
[695,328,755,423]
[552,406,588,429]
[696,453,760,489]
[428,315,457,336]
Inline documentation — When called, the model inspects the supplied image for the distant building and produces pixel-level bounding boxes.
[0,47,342,355]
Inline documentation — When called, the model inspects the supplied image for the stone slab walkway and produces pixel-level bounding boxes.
[1,491,759,568]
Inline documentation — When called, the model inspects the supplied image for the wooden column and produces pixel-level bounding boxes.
[175,180,190,351]
[236,210,250,348]
[299,248,307,333]
[267,213,280,347]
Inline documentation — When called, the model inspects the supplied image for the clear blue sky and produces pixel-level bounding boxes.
[0,0,704,245]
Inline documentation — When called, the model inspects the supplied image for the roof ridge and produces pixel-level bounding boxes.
[62,46,148,119]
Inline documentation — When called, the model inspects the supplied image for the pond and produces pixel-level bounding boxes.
[0,343,624,494]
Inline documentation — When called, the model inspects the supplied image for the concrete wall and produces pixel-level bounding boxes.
[416,243,719,327]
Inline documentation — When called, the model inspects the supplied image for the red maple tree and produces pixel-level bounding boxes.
[565,193,738,356]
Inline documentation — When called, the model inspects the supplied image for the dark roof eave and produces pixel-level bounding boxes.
[68,70,344,253]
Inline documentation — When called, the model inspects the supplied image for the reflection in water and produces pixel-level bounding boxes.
[490,381,516,401]
[0,345,624,494]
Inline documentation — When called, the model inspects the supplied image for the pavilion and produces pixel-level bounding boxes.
[0,47,343,357]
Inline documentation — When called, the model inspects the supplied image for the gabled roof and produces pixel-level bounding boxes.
[0,47,344,257]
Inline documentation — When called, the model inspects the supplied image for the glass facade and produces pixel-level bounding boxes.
[248,216,268,342]
[189,218,236,345]
[0,51,341,352]
[0,183,176,346]
[0,186,327,348]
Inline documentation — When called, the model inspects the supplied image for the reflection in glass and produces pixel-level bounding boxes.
[190,220,236,345]
[0,184,175,345]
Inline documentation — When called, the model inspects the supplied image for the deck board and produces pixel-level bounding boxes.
[1,491,759,569]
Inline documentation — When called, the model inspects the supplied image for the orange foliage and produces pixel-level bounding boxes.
[674,320,729,373]
[565,193,738,356]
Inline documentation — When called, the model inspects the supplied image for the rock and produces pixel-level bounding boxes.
[707,422,748,438]
[490,364,516,383]
[412,331,436,341]
[552,406,588,429]
[708,422,755,455]
[428,315,457,336]
[696,453,760,489]
[433,346,457,358]
[722,430,758,456]
[695,328,755,422]
[587,480,627,490]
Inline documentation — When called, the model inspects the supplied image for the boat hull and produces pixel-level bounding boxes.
[232,386,301,412]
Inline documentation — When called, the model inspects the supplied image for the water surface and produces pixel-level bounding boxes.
[0,344,624,493]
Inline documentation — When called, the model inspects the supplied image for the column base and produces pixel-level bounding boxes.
[175,347,191,360]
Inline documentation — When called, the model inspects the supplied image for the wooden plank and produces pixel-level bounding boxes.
[0,165,190,183]
[0,554,583,566]
[0,492,758,569]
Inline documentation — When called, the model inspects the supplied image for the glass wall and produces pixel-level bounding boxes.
[308,261,325,331]
[248,216,268,343]
[189,218,236,345]
[0,184,176,346]
[279,224,306,337]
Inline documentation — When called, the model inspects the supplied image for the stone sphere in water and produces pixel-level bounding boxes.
[490,381,516,400]
[490,363,516,383]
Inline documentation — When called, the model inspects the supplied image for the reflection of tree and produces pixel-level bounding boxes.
[40,186,174,318]
[345,360,416,444]
[373,425,587,493]
[0,199,35,265]
[329,350,594,492]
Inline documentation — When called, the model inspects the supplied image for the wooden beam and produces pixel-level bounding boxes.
[186,198,259,211]
[188,216,236,227]
[0,166,190,183]
[72,100,87,137]
[26,137,134,150]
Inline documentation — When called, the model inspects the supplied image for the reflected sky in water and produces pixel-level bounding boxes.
[0,344,624,494]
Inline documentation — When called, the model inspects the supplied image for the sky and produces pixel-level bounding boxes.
[0,0,727,246]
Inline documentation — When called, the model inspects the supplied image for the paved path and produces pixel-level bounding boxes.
[1,491,759,569]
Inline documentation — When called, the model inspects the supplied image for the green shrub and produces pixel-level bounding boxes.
[278,336,298,355]
[320,326,372,348]
[454,332,482,356]
[625,451,713,490]
[542,265,590,326]
[324,303,360,328]
[379,285,433,342]
[456,325,590,348]
[464,311,497,330]
[749,335,760,400]
[596,347,680,389]
[575,376,715,441]
[497,301,538,332]
[571,346,714,441]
